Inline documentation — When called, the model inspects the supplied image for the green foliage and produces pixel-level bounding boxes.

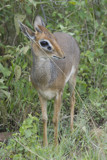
[0,0,106,159]
[0,115,106,160]
[0,115,42,160]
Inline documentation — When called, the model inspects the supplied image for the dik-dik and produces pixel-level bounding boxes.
[19,16,80,146]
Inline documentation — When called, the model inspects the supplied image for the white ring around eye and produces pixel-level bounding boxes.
[38,39,53,52]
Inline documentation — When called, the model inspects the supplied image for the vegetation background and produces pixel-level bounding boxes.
[0,0,106,159]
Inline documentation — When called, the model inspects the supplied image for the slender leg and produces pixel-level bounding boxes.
[70,91,75,130]
[53,92,62,146]
[39,94,48,146]
[68,77,76,131]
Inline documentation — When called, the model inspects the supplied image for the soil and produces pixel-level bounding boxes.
[0,132,13,142]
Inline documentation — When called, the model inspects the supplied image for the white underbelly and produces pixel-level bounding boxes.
[39,89,56,100]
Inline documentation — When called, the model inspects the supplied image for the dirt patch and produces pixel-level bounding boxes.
[0,132,13,142]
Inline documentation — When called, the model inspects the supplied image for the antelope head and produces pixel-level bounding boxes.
[19,16,65,59]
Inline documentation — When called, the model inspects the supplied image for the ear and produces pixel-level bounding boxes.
[19,21,35,41]
[34,16,45,32]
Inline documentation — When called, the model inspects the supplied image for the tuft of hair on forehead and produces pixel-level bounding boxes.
[36,25,64,55]
[38,25,56,40]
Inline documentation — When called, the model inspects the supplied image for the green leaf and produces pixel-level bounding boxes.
[22,45,30,55]
[14,65,21,81]
[89,87,103,103]
[25,129,32,138]
[28,0,47,7]
[78,81,87,94]
[14,14,26,35]
[85,0,88,4]
[0,63,11,77]
[0,55,14,62]
[0,79,4,83]
[13,154,23,160]
[68,1,76,5]
[0,89,10,99]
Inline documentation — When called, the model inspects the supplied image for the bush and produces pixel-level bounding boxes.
[0,0,106,159]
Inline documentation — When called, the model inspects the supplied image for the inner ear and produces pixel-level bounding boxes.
[19,21,35,40]
[34,16,45,32]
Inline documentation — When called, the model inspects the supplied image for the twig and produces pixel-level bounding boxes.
[40,0,47,25]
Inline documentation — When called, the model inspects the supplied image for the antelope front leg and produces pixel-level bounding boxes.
[53,92,62,146]
[39,95,48,146]
[70,91,75,130]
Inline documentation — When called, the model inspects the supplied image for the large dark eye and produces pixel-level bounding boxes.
[39,39,53,52]
[40,41,48,47]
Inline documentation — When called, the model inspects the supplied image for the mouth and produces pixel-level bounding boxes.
[53,56,65,59]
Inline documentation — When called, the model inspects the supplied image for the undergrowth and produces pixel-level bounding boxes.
[0,0,106,159]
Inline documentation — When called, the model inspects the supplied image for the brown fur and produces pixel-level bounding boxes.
[35,26,64,58]
[19,16,80,146]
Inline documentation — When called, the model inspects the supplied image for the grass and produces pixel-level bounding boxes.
[0,91,106,159]
[0,1,106,158]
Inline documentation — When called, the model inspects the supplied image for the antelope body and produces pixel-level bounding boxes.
[19,16,80,146]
